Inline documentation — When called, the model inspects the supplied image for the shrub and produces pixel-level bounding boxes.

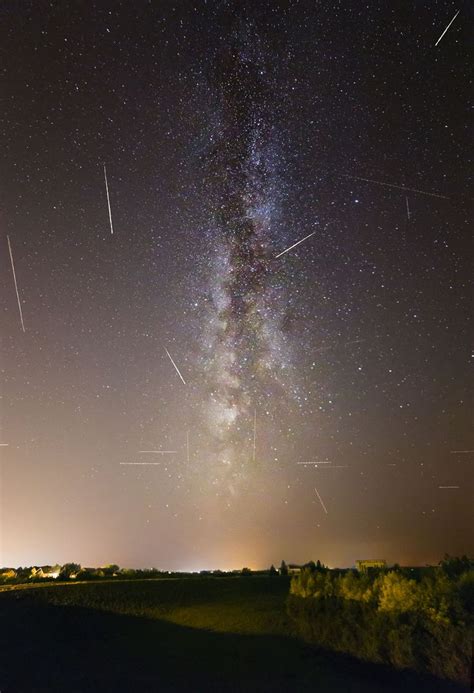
[287,560,473,685]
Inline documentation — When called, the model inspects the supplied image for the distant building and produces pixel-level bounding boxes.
[356,559,387,572]
[30,565,61,579]
[0,569,17,581]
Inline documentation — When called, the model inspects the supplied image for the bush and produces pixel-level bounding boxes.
[287,561,473,685]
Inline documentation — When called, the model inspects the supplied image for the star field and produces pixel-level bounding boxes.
[0,1,472,570]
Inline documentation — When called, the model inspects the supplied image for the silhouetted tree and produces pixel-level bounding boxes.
[280,560,288,576]
[102,564,120,577]
[59,563,81,579]
[439,554,472,578]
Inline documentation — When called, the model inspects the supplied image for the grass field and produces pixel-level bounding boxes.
[0,577,465,692]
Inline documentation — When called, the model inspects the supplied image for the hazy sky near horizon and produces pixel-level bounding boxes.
[1,1,472,570]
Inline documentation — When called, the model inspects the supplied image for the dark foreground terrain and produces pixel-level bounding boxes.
[0,577,466,692]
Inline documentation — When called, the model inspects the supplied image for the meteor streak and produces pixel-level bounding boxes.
[435,10,460,46]
[342,174,449,199]
[253,410,257,462]
[314,485,328,514]
[275,231,316,258]
[103,163,114,235]
[120,462,162,466]
[138,450,177,454]
[164,347,186,385]
[315,465,349,469]
[439,485,460,489]
[7,235,26,332]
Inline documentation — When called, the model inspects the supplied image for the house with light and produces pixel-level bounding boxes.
[355,559,387,572]
[0,568,17,581]
[29,565,61,579]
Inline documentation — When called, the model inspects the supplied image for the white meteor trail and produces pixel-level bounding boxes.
[314,486,328,514]
[297,460,332,465]
[103,164,114,235]
[253,410,257,462]
[405,196,411,220]
[435,10,460,46]
[120,462,162,466]
[7,236,26,332]
[0,444,9,447]
[450,450,474,454]
[138,450,177,454]
[315,465,349,469]
[439,485,460,489]
[275,231,316,258]
[164,348,186,385]
[342,175,449,199]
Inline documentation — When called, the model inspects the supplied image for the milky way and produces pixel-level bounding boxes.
[194,19,296,493]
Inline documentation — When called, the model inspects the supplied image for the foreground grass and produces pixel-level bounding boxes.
[8,576,291,634]
[0,577,464,692]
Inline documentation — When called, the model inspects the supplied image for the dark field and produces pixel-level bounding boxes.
[0,577,465,692]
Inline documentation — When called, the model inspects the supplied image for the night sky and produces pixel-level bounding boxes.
[1,1,472,571]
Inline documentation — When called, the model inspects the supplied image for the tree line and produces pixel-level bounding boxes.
[0,563,288,584]
[287,555,473,685]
